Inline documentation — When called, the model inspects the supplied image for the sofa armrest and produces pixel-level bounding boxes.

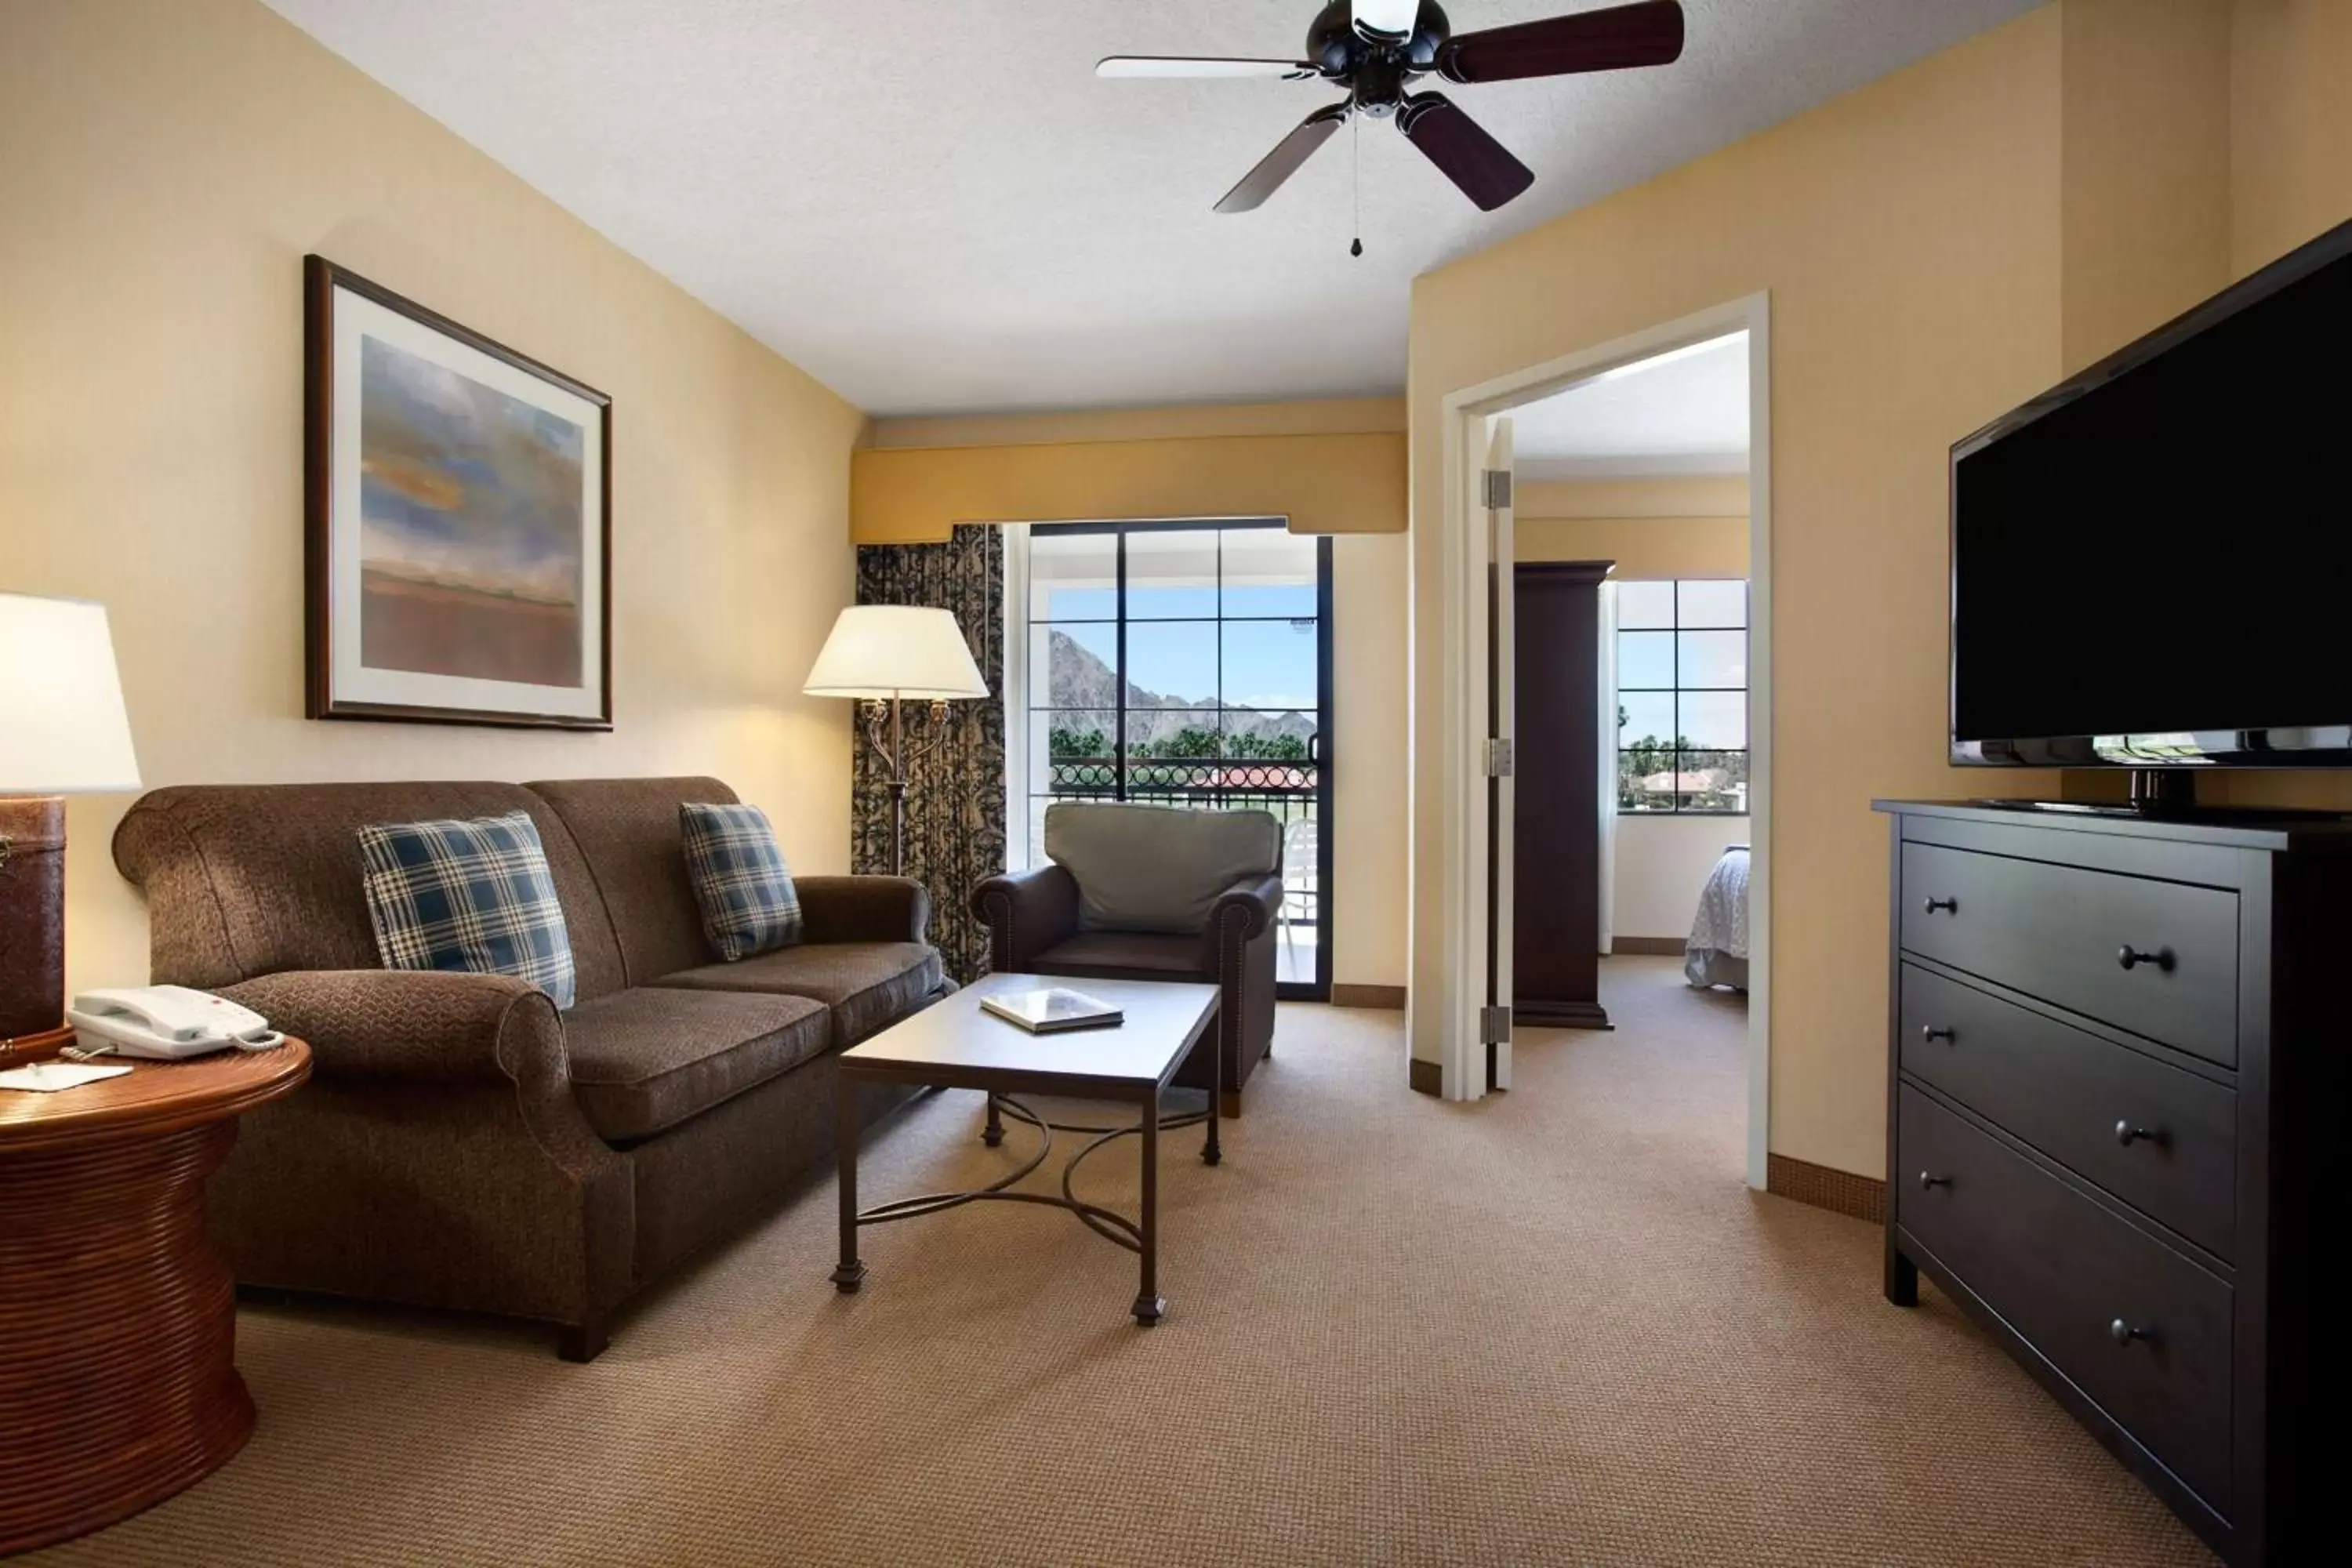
[1200,873,1283,967]
[971,864,1082,973]
[793,875,931,946]
[220,970,568,1087]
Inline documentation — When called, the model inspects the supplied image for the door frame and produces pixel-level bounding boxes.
[1432,292,1774,1189]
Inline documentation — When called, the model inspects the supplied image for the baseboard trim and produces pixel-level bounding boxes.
[1766,1154,1886,1224]
[1330,984,1407,1010]
[1608,937,1686,956]
[1408,1057,1443,1098]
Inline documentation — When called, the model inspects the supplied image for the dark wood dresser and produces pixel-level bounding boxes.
[1875,800,2351,1566]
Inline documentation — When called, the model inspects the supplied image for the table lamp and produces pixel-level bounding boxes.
[803,605,986,876]
[0,593,141,1061]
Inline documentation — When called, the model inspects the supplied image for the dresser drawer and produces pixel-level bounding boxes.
[1898,1085,2234,1511]
[1900,964,2238,1257]
[1900,842,2240,1065]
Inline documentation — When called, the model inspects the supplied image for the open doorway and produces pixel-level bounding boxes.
[1431,296,1772,1188]
[1512,332,1753,1011]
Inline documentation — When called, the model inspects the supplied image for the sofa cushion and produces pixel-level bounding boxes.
[1031,931,1203,982]
[357,811,580,1010]
[654,942,943,1048]
[1044,802,1282,935]
[561,986,829,1144]
[679,801,803,960]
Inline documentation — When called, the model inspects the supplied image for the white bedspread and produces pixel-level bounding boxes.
[1685,846,1751,991]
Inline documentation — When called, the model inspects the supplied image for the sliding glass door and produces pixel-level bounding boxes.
[1021,521,1332,999]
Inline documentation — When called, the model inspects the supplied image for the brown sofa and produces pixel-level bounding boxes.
[112,776,949,1360]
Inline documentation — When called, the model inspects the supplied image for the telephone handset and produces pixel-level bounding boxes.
[65,985,286,1061]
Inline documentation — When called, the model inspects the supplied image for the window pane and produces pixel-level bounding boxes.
[1221,619,1318,711]
[1126,529,1221,619]
[1127,711,1225,800]
[1127,620,1218,705]
[1678,579,1747,630]
[1037,710,1117,795]
[1221,528,1319,618]
[1679,690,1748,748]
[1618,579,1675,629]
[1619,690,1674,749]
[1617,630,1675,690]
[1030,529,1116,621]
[1033,622,1118,711]
[1680,750,1750,813]
[1618,744,1679,812]
[1678,630,1748,690]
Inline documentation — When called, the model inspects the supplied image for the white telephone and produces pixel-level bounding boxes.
[65,985,286,1061]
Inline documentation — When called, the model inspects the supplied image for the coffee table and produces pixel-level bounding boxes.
[830,973,1221,1325]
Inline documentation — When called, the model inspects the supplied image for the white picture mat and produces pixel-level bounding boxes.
[328,284,606,720]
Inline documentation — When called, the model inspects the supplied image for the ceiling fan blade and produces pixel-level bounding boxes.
[1214,103,1351,213]
[1437,0,1685,84]
[1353,0,1422,41]
[1098,56,1320,81]
[1399,93,1535,211]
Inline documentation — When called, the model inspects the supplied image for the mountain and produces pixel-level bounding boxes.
[1044,629,1316,748]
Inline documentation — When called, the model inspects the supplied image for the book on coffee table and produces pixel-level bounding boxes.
[979,987,1124,1033]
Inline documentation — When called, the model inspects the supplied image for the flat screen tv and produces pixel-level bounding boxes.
[1951,215,2352,784]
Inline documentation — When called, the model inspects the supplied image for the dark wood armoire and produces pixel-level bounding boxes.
[1512,561,1612,1029]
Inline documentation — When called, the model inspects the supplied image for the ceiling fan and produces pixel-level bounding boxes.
[1098,1,1686,216]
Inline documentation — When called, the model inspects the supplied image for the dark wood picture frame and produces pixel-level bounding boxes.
[303,254,614,730]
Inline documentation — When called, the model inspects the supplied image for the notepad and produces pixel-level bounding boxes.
[979,988,1124,1033]
[0,1061,133,1093]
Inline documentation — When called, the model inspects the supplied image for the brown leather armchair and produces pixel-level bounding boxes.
[971,804,1282,1114]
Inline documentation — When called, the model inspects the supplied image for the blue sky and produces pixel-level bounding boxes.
[1040,579,1319,711]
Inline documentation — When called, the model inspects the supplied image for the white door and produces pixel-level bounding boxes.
[1486,416,1515,1092]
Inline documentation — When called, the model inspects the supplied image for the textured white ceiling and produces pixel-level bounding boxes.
[1515,332,1748,479]
[263,0,2041,416]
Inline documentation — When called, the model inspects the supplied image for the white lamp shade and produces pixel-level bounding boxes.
[803,606,987,700]
[0,593,141,794]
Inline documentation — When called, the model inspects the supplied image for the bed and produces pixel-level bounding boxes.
[1685,844,1750,992]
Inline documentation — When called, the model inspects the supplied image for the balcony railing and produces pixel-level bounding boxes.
[1044,757,1319,824]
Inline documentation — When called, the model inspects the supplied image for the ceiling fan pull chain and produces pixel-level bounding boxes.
[1350,111,1364,257]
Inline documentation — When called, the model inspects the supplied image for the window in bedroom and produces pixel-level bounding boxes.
[1617,579,1748,815]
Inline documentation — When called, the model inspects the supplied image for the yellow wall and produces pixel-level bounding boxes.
[2230,0,2352,278]
[0,0,866,993]
[1410,0,2352,1176]
[1410,9,2070,1175]
[1517,481,1748,579]
[858,401,1412,989]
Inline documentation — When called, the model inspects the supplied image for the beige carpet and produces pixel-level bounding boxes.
[35,957,2214,1566]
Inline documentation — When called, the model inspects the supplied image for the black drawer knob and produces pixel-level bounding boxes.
[2109,1318,2153,1347]
[2114,1120,2165,1148]
[1921,1025,1956,1044]
[1918,1171,1951,1191]
[1922,896,1958,915]
[2117,944,2177,973]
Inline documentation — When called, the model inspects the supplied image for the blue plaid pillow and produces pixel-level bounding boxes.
[356,811,579,1010]
[680,802,802,962]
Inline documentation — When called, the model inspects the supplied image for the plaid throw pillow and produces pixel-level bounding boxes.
[356,811,579,1010]
[680,801,803,962]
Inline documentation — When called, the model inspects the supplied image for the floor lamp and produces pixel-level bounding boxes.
[803,605,987,877]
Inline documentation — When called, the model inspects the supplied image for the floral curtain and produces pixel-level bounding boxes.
[851,524,1006,983]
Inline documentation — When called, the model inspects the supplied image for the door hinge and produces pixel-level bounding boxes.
[1483,737,1515,778]
[1480,1005,1513,1045]
[1482,468,1513,510]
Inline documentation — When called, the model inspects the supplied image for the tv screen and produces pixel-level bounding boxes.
[1951,218,2352,766]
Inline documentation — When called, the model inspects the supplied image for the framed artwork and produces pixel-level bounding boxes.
[304,255,612,729]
